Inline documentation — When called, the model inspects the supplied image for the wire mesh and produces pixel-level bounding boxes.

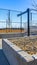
[1,8,37,36]
[30,9,37,35]
[0,9,23,33]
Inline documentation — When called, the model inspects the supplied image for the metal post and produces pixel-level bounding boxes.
[27,8,30,36]
[20,15,22,32]
[31,13,32,26]
[8,10,10,32]
[31,13,32,21]
[6,20,7,33]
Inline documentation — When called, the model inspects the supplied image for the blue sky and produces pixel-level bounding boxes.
[0,0,33,11]
[0,0,37,28]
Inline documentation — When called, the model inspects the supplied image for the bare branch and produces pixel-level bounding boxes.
[32,0,37,9]
[33,0,37,5]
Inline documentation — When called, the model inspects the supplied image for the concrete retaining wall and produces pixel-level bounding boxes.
[0,33,25,38]
[2,39,37,65]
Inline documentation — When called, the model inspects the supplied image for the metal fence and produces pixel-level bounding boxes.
[30,9,37,35]
[17,8,37,36]
[0,8,28,34]
[0,8,23,33]
[0,8,37,36]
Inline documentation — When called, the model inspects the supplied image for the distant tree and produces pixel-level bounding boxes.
[32,0,37,9]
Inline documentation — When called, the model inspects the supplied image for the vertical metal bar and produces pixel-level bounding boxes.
[30,12,32,35]
[31,13,32,21]
[20,15,22,32]
[6,20,7,33]
[31,13,32,26]
[8,10,10,32]
[27,8,30,36]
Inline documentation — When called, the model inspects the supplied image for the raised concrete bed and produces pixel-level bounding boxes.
[2,39,37,65]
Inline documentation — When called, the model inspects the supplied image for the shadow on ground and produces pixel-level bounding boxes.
[0,49,10,65]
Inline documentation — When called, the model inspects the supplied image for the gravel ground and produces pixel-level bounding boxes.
[9,36,37,55]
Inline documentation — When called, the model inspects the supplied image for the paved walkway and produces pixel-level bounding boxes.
[0,49,10,65]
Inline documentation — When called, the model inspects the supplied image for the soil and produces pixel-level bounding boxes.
[0,29,25,33]
[9,36,37,55]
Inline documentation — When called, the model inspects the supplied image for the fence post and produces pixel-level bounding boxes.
[20,15,22,32]
[27,8,30,36]
[8,10,10,32]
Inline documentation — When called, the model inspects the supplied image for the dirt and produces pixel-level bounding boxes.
[0,29,25,33]
[9,36,37,55]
